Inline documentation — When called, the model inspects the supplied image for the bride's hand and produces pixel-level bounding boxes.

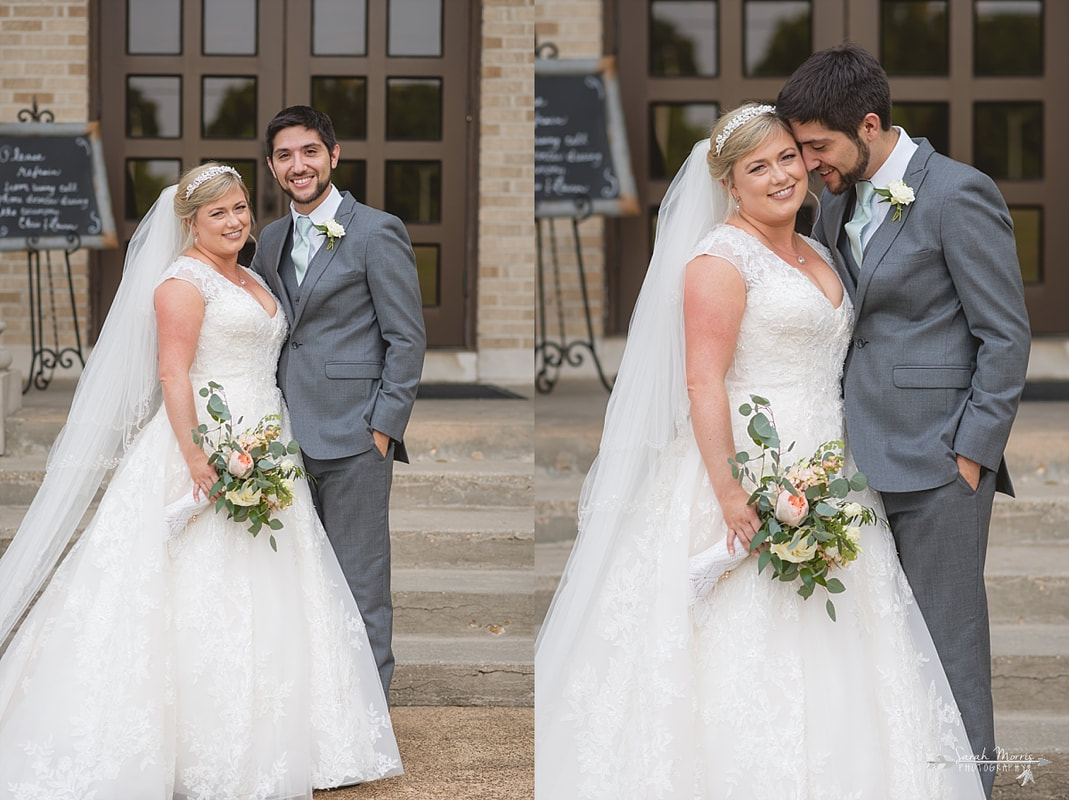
[720,483,761,555]
[186,453,219,501]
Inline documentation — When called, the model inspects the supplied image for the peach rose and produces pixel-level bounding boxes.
[227,449,254,479]
[774,489,809,527]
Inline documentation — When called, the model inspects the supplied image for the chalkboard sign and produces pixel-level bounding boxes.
[535,57,638,218]
[0,121,117,252]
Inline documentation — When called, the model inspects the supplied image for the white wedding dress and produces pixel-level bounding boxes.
[535,226,983,799]
[0,256,401,799]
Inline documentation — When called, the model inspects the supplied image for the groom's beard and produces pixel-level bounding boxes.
[280,173,331,207]
[827,138,871,196]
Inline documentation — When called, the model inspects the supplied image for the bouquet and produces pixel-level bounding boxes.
[188,381,306,551]
[729,396,881,620]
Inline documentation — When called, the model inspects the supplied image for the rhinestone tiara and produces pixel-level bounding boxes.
[184,165,241,199]
[714,104,776,157]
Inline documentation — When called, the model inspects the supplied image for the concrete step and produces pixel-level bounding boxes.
[391,633,532,707]
[992,711,1069,798]
[0,455,535,510]
[391,567,534,637]
[991,623,1069,714]
[391,507,533,570]
[538,470,1069,547]
[536,545,1069,626]
[5,387,535,462]
[395,460,533,509]
[405,401,533,464]
[534,472,580,544]
[1004,402,1069,481]
[0,504,537,571]
[534,539,572,626]
[987,545,1069,624]
[991,478,1069,546]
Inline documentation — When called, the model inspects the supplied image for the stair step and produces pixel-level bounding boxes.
[986,545,1069,624]
[991,480,1069,545]
[535,473,580,543]
[405,401,533,463]
[991,623,1069,714]
[391,633,532,707]
[391,507,532,570]
[0,456,535,510]
[391,567,534,637]
[5,387,535,459]
[394,460,533,509]
[992,711,1069,799]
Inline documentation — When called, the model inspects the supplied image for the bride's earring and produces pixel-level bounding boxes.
[732,193,741,212]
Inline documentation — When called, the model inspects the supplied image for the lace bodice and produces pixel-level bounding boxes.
[160,256,288,423]
[691,225,854,454]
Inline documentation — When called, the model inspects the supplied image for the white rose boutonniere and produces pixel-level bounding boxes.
[313,218,346,250]
[873,179,915,222]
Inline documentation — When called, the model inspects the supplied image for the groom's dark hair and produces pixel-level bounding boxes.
[776,43,892,140]
[265,105,338,158]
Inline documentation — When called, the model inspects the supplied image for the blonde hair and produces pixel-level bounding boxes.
[173,162,255,252]
[707,103,794,187]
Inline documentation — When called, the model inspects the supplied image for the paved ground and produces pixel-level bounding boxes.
[316,707,533,800]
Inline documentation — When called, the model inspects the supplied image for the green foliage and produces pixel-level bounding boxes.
[731,396,884,620]
[193,383,308,549]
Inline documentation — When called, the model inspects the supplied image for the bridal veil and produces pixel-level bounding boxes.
[0,186,181,647]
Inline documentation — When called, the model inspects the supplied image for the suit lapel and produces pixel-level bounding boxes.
[261,220,297,322]
[852,139,933,321]
[819,190,855,296]
[291,192,359,328]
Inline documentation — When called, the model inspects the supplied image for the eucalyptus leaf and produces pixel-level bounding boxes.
[826,599,837,621]
[758,549,773,573]
[828,478,850,497]
[849,473,868,491]
[269,518,283,531]
[207,394,231,422]
[751,394,769,406]
[798,582,815,599]
[750,529,769,551]
[825,577,846,594]
[814,502,838,517]
[739,403,752,416]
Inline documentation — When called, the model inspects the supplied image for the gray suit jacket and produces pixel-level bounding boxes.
[813,138,1030,494]
[252,192,426,462]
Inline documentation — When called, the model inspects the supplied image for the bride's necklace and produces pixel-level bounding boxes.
[193,245,247,286]
[744,221,806,265]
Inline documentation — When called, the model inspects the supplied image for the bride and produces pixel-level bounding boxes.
[535,105,985,798]
[0,164,401,797]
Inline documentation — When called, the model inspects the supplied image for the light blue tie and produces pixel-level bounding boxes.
[845,180,875,266]
[292,216,314,285]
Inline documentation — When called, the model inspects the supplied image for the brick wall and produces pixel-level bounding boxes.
[533,0,607,355]
[477,0,536,383]
[0,0,90,364]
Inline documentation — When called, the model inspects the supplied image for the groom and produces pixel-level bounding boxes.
[252,106,426,695]
[778,45,1030,795]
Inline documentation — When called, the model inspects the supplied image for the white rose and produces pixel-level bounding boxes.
[840,502,863,518]
[774,489,809,527]
[323,219,345,238]
[226,484,262,507]
[771,536,818,564]
[844,526,862,546]
[886,179,915,206]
